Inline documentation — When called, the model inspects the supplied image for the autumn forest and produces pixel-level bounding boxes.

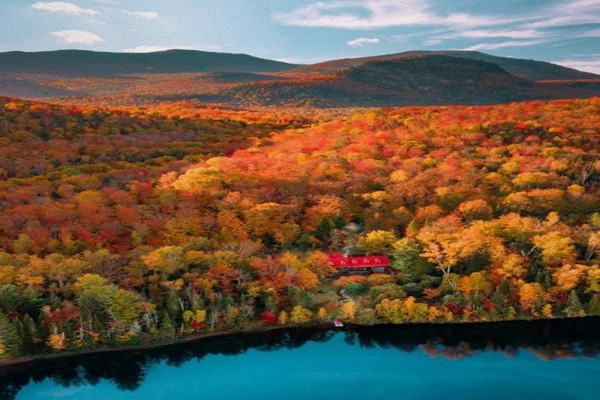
[0,91,599,361]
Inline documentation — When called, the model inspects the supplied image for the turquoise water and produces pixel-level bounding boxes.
[3,320,600,400]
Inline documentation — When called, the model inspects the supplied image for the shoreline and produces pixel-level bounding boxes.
[0,315,596,369]
[0,324,294,369]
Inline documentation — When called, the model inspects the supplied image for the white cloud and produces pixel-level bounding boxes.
[275,57,323,64]
[392,29,449,42]
[445,29,549,39]
[274,0,507,29]
[428,28,552,48]
[577,28,600,38]
[564,53,600,59]
[347,37,379,46]
[524,0,600,28]
[273,0,600,38]
[31,2,99,16]
[553,60,600,74]
[123,45,222,53]
[121,9,159,19]
[87,19,107,25]
[123,45,178,53]
[429,1,600,49]
[51,30,103,44]
[464,39,549,51]
[525,15,600,29]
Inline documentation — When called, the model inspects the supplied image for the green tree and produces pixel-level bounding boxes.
[108,289,144,331]
[586,294,600,316]
[566,290,585,317]
[391,238,432,278]
[0,313,23,357]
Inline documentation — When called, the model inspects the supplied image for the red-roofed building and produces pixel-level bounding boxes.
[328,253,392,275]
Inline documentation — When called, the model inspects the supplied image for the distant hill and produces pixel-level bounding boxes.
[0,49,298,77]
[0,76,81,98]
[286,51,600,81]
[1,49,599,106]
[203,54,600,107]
[539,79,600,92]
[428,51,600,81]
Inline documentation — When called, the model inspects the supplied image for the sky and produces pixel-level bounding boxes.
[0,0,599,73]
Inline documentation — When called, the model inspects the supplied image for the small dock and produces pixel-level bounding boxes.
[332,318,344,328]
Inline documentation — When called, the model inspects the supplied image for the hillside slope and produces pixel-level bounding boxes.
[202,55,600,107]
[0,49,298,77]
[0,96,598,363]
[286,51,600,81]
[1,50,599,106]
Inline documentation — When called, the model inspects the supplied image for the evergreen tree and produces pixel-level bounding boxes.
[566,291,585,317]
[160,312,176,337]
[0,313,23,356]
[492,289,507,314]
[585,294,600,316]
[21,314,39,353]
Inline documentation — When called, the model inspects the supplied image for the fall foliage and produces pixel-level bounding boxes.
[0,95,599,359]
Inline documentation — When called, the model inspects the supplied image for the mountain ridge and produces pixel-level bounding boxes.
[285,51,600,81]
[0,49,599,107]
[201,54,600,107]
[0,49,299,77]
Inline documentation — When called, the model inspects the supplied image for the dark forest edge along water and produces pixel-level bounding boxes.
[1,317,599,400]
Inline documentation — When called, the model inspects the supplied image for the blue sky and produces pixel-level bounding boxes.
[0,0,599,72]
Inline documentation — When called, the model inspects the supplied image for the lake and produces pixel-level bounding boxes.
[2,318,600,400]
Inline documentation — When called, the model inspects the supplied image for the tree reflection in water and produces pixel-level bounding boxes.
[1,317,599,399]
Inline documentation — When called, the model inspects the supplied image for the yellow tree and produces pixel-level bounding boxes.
[107,289,144,333]
[552,264,587,292]
[274,223,302,247]
[532,232,577,265]
[375,299,405,323]
[172,166,225,192]
[47,332,68,351]
[586,266,600,294]
[317,307,328,320]
[427,306,441,322]
[277,311,288,325]
[141,246,185,276]
[417,222,491,277]
[586,232,600,261]
[458,199,493,221]
[519,283,545,314]
[302,196,344,231]
[458,272,492,299]
[494,253,527,280]
[341,301,356,321]
[296,268,320,290]
[417,230,461,276]
[216,210,249,243]
[243,203,291,238]
[290,306,312,324]
[357,230,397,255]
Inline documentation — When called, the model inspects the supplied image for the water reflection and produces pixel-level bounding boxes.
[1,317,599,399]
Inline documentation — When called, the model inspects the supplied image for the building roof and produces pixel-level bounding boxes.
[328,254,391,268]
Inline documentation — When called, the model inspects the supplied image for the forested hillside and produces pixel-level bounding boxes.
[0,97,599,360]
[2,50,600,107]
[213,55,600,107]
[0,50,298,77]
